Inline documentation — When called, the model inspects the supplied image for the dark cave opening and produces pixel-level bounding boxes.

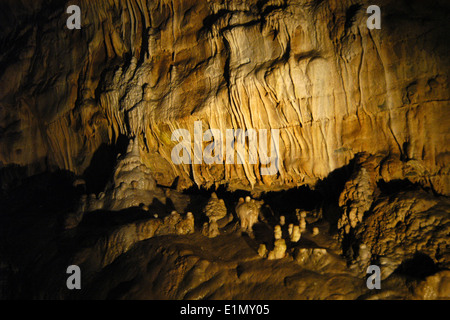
[181,183,339,232]
[82,134,129,195]
[181,184,252,227]
[0,155,355,238]
[262,186,322,218]
[377,179,422,195]
[394,252,440,280]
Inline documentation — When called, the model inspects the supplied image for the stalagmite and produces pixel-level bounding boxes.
[236,196,262,234]
[312,227,319,236]
[290,226,301,243]
[268,239,287,260]
[258,244,267,258]
[274,225,282,240]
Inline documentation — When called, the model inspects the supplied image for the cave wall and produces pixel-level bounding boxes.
[0,0,449,194]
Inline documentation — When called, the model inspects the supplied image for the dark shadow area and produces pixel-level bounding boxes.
[252,222,274,250]
[106,278,139,300]
[0,169,82,299]
[202,9,230,31]
[0,169,79,216]
[344,3,362,31]
[377,179,421,195]
[315,158,357,233]
[341,229,357,263]
[0,161,48,194]
[78,208,153,230]
[261,186,322,222]
[150,197,172,218]
[182,184,252,227]
[393,252,440,279]
[82,135,129,195]
[0,164,28,193]
[180,162,359,231]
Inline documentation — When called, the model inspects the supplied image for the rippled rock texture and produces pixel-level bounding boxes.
[1,0,449,194]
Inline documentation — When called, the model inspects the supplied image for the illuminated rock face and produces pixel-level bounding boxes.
[0,0,449,195]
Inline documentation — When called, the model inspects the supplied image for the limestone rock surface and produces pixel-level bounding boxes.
[0,0,448,196]
[353,189,450,278]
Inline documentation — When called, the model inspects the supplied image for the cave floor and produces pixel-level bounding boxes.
[0,205,372,300]
[80,227,366,300]
[1,175,448,300]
